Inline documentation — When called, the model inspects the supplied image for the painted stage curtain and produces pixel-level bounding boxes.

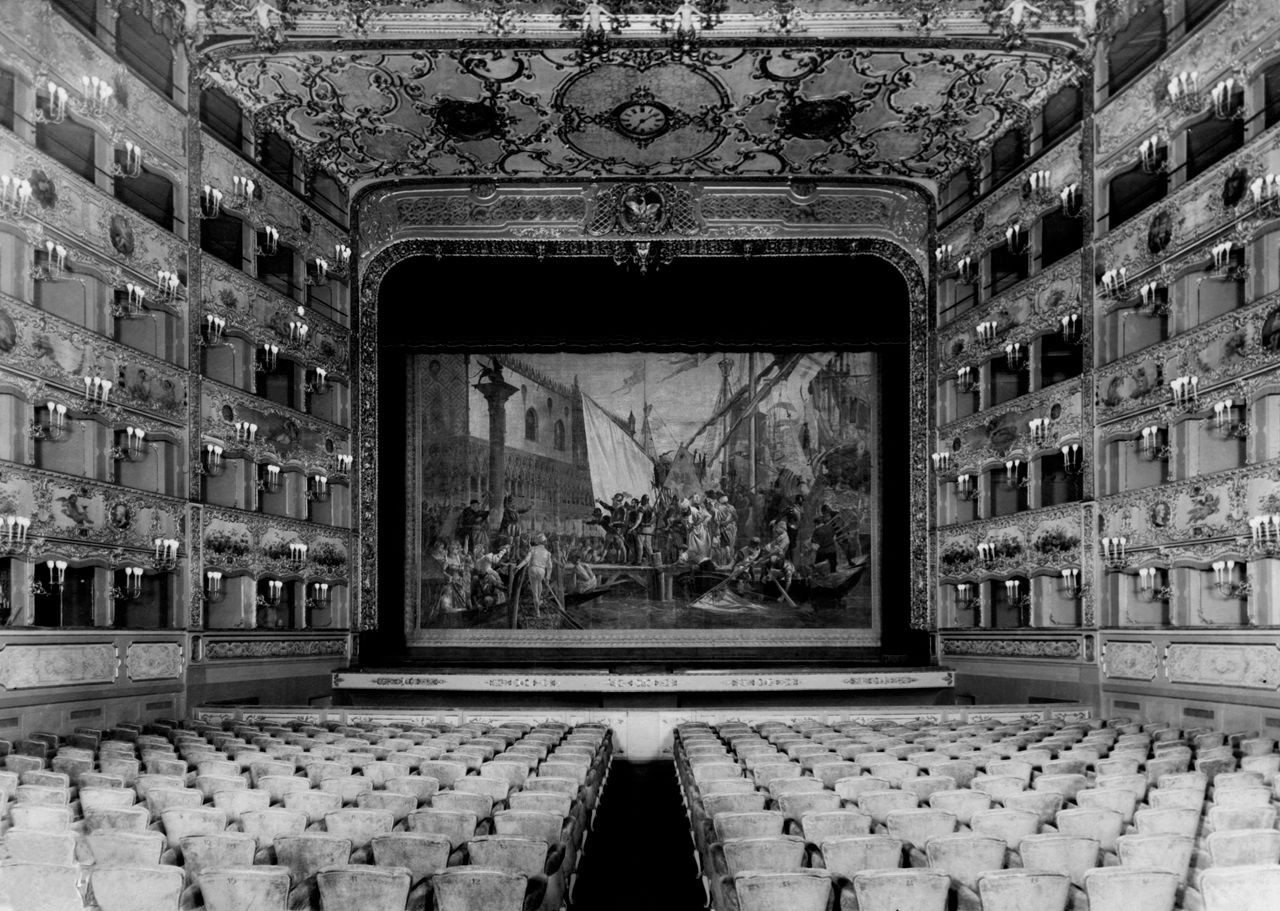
[581,394,656,503]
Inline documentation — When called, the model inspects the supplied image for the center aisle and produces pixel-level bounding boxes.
[572,760,706,911]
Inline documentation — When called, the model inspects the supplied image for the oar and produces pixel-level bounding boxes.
[772,576,797,607]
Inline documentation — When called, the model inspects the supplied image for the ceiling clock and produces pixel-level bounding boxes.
[613,101,672,141]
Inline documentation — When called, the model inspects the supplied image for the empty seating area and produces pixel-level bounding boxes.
[0,716,611,911]
[674,716,1280,911]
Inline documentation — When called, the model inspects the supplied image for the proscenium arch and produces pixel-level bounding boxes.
[352,196,936,647]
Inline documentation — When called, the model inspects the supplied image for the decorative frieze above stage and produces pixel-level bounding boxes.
[193,702,1092,762]
[332,667,954,694]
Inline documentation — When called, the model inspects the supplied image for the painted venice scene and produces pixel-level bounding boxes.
[407,351,879,634]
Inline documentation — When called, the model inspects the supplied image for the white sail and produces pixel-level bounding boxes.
[581,394,656,503]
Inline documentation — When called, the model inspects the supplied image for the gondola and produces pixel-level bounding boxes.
[678,554,868,603]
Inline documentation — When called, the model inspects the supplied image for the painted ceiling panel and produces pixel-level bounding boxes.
[206,43,1075,185]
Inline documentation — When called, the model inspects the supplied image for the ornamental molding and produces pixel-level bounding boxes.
[355,219,932,634]
[1164,642,1280,690]
[0,642,119,690]
[1101,639,1158,681]
[0,293,190,427]
[125,641,185,681]
[332,668,955,693]
[940,636,1081,659]
[203,636,350,660]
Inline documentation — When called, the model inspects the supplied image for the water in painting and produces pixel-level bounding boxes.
[406,351,879,634]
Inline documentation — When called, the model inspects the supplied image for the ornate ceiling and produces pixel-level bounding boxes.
[188,1,1093,193]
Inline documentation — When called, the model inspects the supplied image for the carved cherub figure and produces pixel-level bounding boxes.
[1002,0,1041,26]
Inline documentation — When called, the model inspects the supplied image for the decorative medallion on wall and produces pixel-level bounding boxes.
[434,99,505,142]
[109,214,135,257]
[587,182,701,236]
[1146,209,1172,255]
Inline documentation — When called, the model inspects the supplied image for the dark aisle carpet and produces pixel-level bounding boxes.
[572,760,705,911]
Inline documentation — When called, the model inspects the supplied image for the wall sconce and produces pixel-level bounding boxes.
[79,75,114,117]
[1210,398,1249,439]
[1100,267,1129,299]
[0,174,33,217]
[955,582,980,614]
[201,315,227,347]
[1005,222,1029,255]
[34,240,69,282]
[1211,78,1242,119]
[29,401,68,442]
[1059,182,1083,218]
[1061,443,1084,476]
[1029,418,1052,448]
[114,140,143,179]
[263,579,284,607]
[288,317,309,347]
[1165,70,1200,114]
[1138,134,1167,174]
[956,365,977,394]
[202,443,224,477]
[308,256,329,286]
[1170,375,1199,411]
[258,343,280,373]
[1137,566,1172,602]
[113,281,146,320]
[1101,536,1128,569]
[1,515,34,555]
[1208,240,1239,278]
[956,253,977,284]
[234,421,259,445]
[1248,173,1279,214]
[305,367,330,395]
[36,82,69,123]
[1139,425,1171,461]
[956,473,979,501]
[307,582,331,610]
[260,464,282,495]
[1247,515,1280,555]
[1004,342,1028,371]
[231,175,256,210]
[333,454,353,476]
[156,269,181,303]
[930,451,953,473]
[935,244,954,272]
[1003,458,1027,489]
[1138,281,1168,317]
[976,321,1000,345]
[1060,313,1082,345]
[287,541,309,566]
[111,426,148,462]
[978,541,998,565]
[258,225,279,257]
[82,375,114,414]
[333,243,352,276]
[152,538,180,571]
[307,475,329,502]
[1211,560,1250,598]
[204,570,226,604]
[1025,170,1054,205]
[200,184,224,218]
[117,566,144,600]
[45,559,68,586]
[1003,578,1032,619]
[1060,568,1082,599]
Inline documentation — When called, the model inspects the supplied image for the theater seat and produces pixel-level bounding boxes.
[851,868,949,911]
[1082,867,1179,911]
[198,866,291,911]
[978,869,1070,911]
[733,869,833,911]
[90,864,183,911]
[0,861,83,911]
[432,867,527,911]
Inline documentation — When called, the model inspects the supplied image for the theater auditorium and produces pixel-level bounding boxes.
[1,1,1279,910]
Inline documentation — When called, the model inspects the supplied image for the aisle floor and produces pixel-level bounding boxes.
[572,760,705,911]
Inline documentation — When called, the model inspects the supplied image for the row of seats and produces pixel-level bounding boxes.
[673,715,1280,911]
[0,715,613,911]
